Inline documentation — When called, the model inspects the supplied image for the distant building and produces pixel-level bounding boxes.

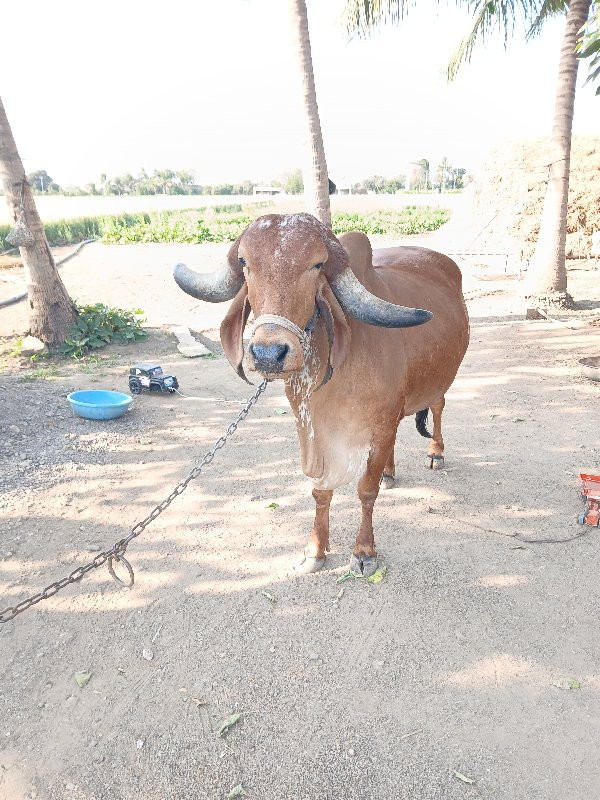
[253,185,282,196]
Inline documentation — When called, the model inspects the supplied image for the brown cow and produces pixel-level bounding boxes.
[174,213,469,576]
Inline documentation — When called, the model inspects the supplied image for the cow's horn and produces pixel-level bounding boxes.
[330,267,433,328]
[173,262,244,303]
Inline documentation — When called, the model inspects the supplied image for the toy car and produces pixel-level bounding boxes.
[128,363,179,394]
[578,473,600,527]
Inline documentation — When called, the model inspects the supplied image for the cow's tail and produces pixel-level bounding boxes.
[415,409,432,439]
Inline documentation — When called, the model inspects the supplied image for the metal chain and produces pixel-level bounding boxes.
[0,380,268,625]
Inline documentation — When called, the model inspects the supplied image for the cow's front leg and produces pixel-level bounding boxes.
[350,437,393,577]
[295,488,333,574]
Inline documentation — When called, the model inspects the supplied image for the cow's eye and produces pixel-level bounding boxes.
[238,257,246,268]
[312,262,323,270]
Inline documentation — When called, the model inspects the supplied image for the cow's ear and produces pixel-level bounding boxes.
[220,283,252,384]
[318,281,351,370]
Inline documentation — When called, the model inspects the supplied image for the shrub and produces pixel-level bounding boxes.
[58,303,147,358]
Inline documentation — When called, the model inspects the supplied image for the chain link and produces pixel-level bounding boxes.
[0,380,268,624]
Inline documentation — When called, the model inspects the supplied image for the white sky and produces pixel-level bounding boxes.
[1,0,597,187]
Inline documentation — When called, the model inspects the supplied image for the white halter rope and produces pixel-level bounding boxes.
[252,307,332,389]
[252,314,308,346]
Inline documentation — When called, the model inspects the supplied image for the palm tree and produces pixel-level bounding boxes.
[436,157,451,192]
[417,158,430,190]
[344,0,595,310]
[0,96,77,345]
[289,0,331,226]
[525,0,592,309]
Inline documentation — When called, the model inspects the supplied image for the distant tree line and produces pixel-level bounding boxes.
[22,169,257,197]
[16,161,468,198]
[351,158,468,194]
[351,175,407,194]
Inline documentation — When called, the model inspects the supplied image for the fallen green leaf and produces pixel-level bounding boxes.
[273,408,288,415]
[367,566,388,584]
[513,417,525,423]
[266,502,279,509]
[552,677,582,690]
[336,588,345,600]
[335,570,364,584]
[453,771,475,785]
[510,545,526,550]
[261,590,275,603]
[227,785,246,799]
[74,671,92,688]
[218,713,242,737]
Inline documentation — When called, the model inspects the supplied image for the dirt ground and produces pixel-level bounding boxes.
[1,228,600,800]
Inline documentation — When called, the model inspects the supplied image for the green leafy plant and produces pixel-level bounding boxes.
[1,204,450,251]
[101,207,449,245]
[332,207,449,236]
[58,303,147,358]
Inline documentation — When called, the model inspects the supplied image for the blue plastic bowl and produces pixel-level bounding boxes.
[67,390,133,420]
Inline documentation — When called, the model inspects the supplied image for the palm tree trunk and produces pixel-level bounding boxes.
[289,0,331,227]
[526,0,592,312]
[0,96,77,345]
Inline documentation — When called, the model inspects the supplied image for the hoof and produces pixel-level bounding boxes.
[294,555,326,574]
[380,473,396,490]
[350,553,378,578]
[429,455,444,470]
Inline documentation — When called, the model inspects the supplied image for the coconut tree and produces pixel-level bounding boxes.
[525,0,592,309]
[344,0,595,310]
[289,0,331,226]
[0,96,77,345]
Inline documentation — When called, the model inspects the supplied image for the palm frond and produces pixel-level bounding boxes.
[577,7,600,93]
[527,0,568,39]
[343,0,414,39]
[447,0,552,80]
[447,2,494,81]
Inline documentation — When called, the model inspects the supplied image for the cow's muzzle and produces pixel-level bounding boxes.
[248,313,310,377]
[249,342,290,373]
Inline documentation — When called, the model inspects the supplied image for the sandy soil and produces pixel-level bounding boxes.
[1,229,600,800]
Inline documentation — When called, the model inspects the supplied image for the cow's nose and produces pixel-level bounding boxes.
[249,342,289,372]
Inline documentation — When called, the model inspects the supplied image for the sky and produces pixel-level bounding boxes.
[1,0,597,188]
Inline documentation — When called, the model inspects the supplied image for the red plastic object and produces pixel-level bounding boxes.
[579,473,600,527]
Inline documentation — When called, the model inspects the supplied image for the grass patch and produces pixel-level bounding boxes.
[0,214,150,250]
[17,364,65,382]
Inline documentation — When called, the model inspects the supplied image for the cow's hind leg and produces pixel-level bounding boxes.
[295,488,333,574]
[350,434,394,577]
[381,428,398,490]
[428,396,446,470]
